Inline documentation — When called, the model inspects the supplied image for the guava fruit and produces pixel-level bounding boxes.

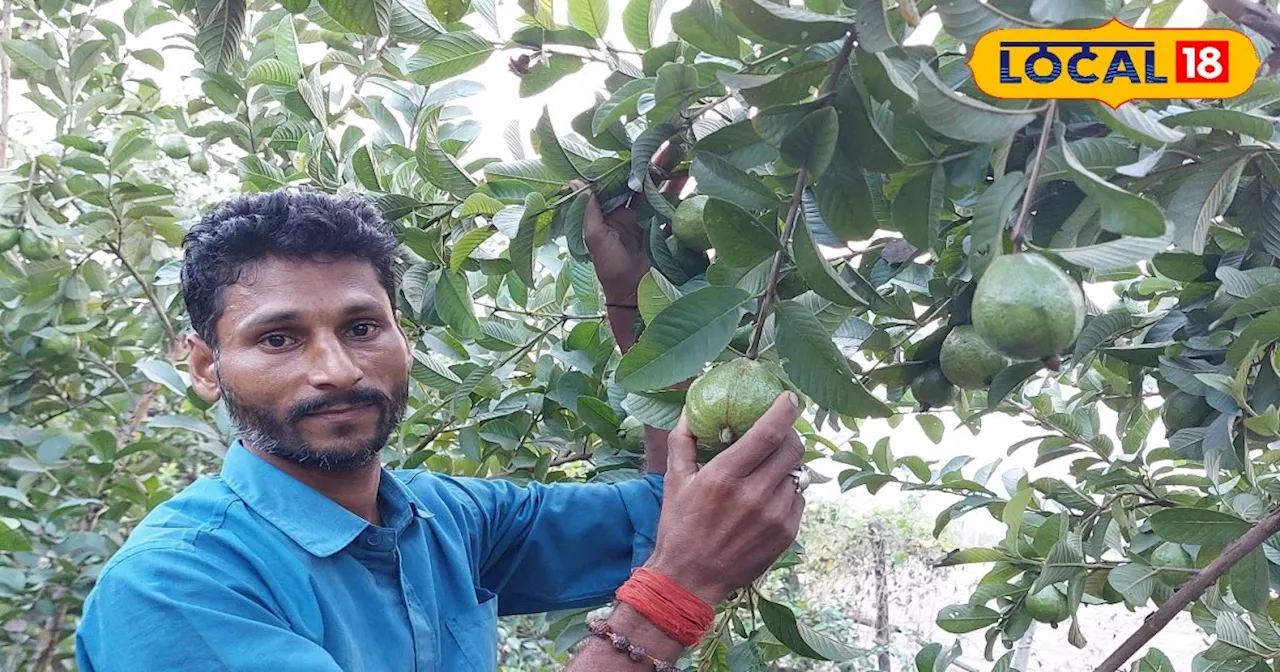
[617,416,645,452]
[0,227,19,253]
[685,357,787,449]
[672,195,712,252]
[188,152,209,174]
[939,325,1009,389]
[1161,390,1212,437]
[1151,543,1193,588]
[18,230,54,261]
[1026,585,1069,624]
[159,137,191,159]
[971,253,1086,361]
[41,332,79,356]
[910,368,955,410]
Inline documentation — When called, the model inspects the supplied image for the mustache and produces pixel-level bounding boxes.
[286,387,392,423]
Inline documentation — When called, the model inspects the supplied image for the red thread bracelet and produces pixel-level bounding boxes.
[615,567,715,647]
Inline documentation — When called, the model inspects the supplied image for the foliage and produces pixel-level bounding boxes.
[2,0,1280,669]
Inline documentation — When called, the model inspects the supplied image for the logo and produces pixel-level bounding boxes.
[968,18,1260,108]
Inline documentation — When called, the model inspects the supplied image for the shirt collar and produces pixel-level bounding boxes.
[220,440,427,558]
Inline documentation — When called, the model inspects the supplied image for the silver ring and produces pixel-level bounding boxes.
[790,468,810,493]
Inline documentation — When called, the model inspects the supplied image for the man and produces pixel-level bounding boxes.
[74,185,807,671]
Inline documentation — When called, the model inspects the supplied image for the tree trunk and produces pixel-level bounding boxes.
[871,521,890,672]
[1013,621,1037,672]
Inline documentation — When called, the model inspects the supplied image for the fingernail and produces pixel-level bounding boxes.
[785,392,798,409]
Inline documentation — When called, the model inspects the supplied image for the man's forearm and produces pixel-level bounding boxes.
[565,603,687,671]
[604,302,672,475]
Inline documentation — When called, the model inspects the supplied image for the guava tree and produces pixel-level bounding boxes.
[3,0,1280,669]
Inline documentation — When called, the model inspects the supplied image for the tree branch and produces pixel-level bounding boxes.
[744,30,857,360]
[1094,507,1280,672]
[1011,99,1057,251]
[32,596,69,672]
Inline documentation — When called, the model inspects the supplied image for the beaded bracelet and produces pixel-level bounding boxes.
[587,619,681,672]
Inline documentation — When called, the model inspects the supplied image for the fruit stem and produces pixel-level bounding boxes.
[744,30,857,361]
[1010,99,1058,253]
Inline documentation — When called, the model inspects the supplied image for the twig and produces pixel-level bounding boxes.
[744,30,857,360]
[32,596,69,672]
[1011,99,1058,251]
[1093,507,1280,672]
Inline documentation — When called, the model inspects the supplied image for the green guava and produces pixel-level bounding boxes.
[910,368,955,410]
[18,230,54,261]
[617,416,645,452]
[0,228,19,253]
[685,357,787,449]
[1161,391,1213,437]
[971,253,1086,361]
[672,195,712,252]
[1026,585,1069,624]
[188,152,210,174]
[939,325,1009,389]
[41,332,79,357]
[159,137,192,159]
[1151,543,1194,588]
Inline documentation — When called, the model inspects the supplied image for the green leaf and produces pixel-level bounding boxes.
[716,61,826,108]
[194,0,246,73]
[1071,309,1135,365]
[776,300,892,418]
[406,31,494,86]
[936,604,1000,634]
[418,110,478,196]
[616,286,751,391]
[623,0,665,49]
[780,107,839,179]
[936,547,1004,566]
[0,525,31,552]
[936,0,1037,44]
[1162,109,1275,142]
[535,107,582,181]
[917,414,944,444]
[671,0,741,59]
[485,159,564,192]
[691,152,778,212]
[986,361,1043,411]
[318,0,390,34]
[1228,78,1280,112]
[511,192,546,288]
[1038,137,1137,183]
[1229,547,1269,613]
[391,0,446,40]
[577,395,621,438]
[1223,285,1280,320]
[758,596,859,661]
[892,164,945,250]
[1108,562,1158,606]
[723,0,852,44]
[1228,310,1280,368]
[793,209,863,307]
[622,389,686,430]
[650,62,701,122]
[1150,508,1251,546]
[915,67,1036,144]
[592,77,654,136]
[1052,124,1167,238]
[848,0,895,52]
[138,360,188,396]
[969,171,1026,276]
[568,0,608,38]
[1044,227,1175,271]
[457,192,506,218]
[521,54,586,96]
[435,270,482,339]
[450,228,496,272]
[569,259,601,311]
[704,198,780,268]
[630,120,682,189]
[1,40,55,74]
[1167,154,1248,254]
[810,161,877,242]
[247,58,298,88]
[1093,102,1186,147]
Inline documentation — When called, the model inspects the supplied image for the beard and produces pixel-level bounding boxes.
[218,371,409,472]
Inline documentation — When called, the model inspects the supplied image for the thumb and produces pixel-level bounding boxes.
[665,410,698,487]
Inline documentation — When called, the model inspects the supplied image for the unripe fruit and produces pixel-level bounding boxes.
[1026,585,1069,624]
[685,358,787,450]
[672,195,712,252]
[939,325,1008,389]
[972,253,1085,361]
[18,230,54,261]
[1151,543,1194,588]
[910,368,955,410]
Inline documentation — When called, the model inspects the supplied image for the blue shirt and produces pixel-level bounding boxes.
[74,440,665,671]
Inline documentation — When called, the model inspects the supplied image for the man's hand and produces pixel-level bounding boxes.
[564,393,805,671]
[646,392,806,604]
[578,179,650,306]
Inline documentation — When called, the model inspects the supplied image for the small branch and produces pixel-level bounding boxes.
[32,597,69,672]
[1093,507,1280,672]
[1011,99,1058,251]
[744,30,857,360]
[0,0,11,170]
[106,243,178,344]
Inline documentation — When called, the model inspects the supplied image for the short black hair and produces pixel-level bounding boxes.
[180,189,400,350]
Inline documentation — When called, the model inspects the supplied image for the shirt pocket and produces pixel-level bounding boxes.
[443,588,499,672]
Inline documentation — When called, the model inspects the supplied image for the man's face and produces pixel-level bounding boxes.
[188,255,412,471]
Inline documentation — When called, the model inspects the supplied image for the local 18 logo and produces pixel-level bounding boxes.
[968,18,1261,108]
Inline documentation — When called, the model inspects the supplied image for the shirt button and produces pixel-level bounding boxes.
[366,534,381,546]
